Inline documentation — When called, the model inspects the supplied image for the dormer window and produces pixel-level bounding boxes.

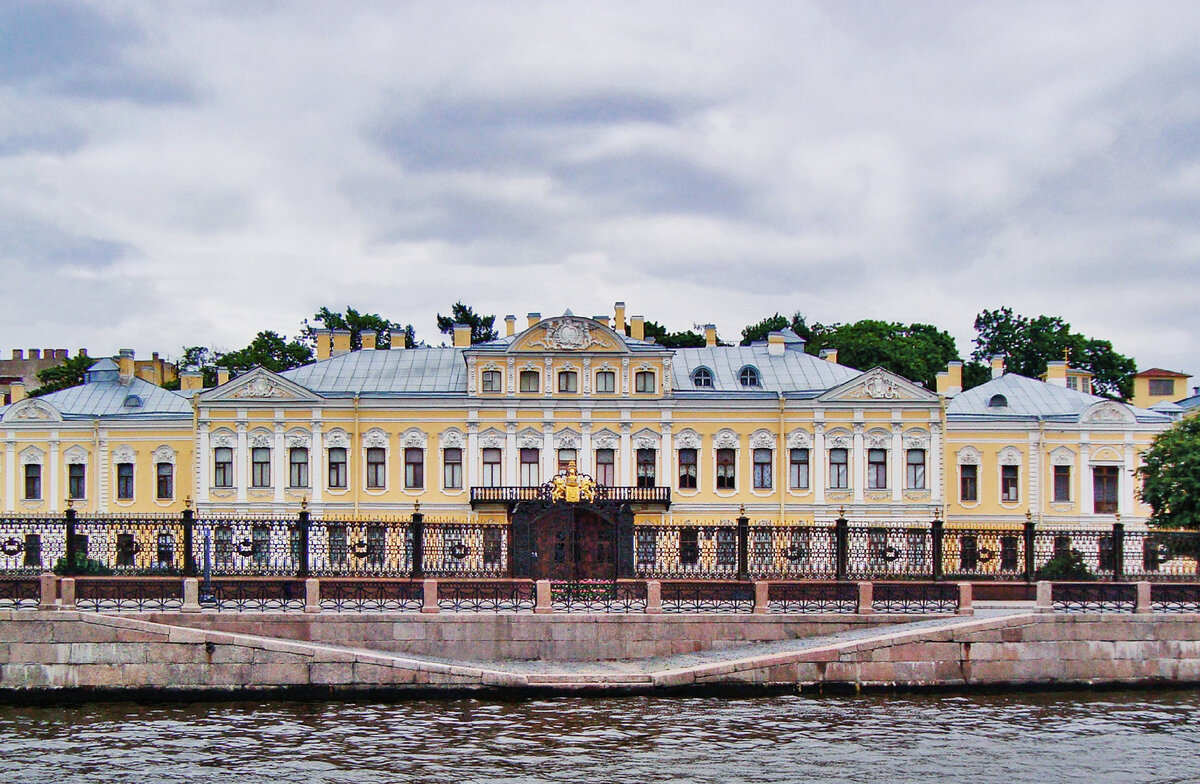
[557,371,578,393]
[692,367,713,388]
[739,366,760,387]
[123,395,143,408]
[988,394,1008,408]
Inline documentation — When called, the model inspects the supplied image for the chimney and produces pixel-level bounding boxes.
[78,348,87,358]
[56,349,68,360]
[1044,360,1068,387]
[331,329,351,356]
[704,324,717,348]
[505,315,516,337]
[9,381,26,403]
[937,360,963,396]
[614,302,626,335]
[314,330,332,360]
[819,348,839,364]
[630,316,645,341]
[43,348,54,360]
[28,349,40,360]
[990,354,1005,379]
[453,323,471,348]
[392,331,405,351]
[361,331,377,351]
[11,349,22,360]
[767,331,785,357]
[180,371,202,392]
[117,349,135,384]
[527,312,540,328]
[593,315,610,327]
[217,367,230,386]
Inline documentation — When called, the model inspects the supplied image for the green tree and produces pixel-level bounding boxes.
[436,302,498,344]
[740,312,815,345]
[1138,417,1200,530]
[305,306,415,350]
[809,321,959,390]
[173,346,219,388]
[642,320,707,348]
[215,331,313,377]
[29,354,97,397]
[971,308,1137,399]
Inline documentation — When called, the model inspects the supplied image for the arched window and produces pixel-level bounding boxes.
[988,394,1008,408]
[692,367,713,388]
[739,366,760,387]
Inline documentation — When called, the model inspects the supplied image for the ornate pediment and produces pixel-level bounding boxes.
[817,368,938,404]
[1081,400,1136,425]
[1,398,62,423]
[199,367,322,403]
[507,316,629,353]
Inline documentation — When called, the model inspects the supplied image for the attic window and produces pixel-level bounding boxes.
[123,395,143,409]
[988,394,1008,408]
[739,366,760,387]
[692,367,713,388]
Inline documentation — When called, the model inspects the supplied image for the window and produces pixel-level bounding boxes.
[716,448,736,490]
[789,448,810,489]
[679,527,699,566]
[1093,465,1119,514]
[214,447,233,488]
[867,449,887,489]
[483,527,503,566]
[635,371,655,393]
[1000,536,1019,572]
[156,462,173,500]
[23,534,41,569]
[1066,376,1078,390]
[443,448,462,489]
[595,448,614,485]
[1149,378,1175,396]
[519,370,539,392]
[366,525,385,566]
[557,371,578,393]
[116,533,135,567]
[481,370,501,392]
[868,528,887,566]
[557,448,577,473]
[739,366,760,387]
[988,394,1008,408]
[289,447,309,488]
[23,464,41,501]
[328,447,347,489]
[753,448,772,490]
[960,464,978,502]
[328,525,347,565]
[636,528,657,568]
[251,448,270,488]
[366,447,386,488]
[829,448,848,489]
[68,463,86,500]
[252,524,269,565]
[404,448,424,489]
[678,448,697,489]
[157,533,175,568]
[691,367,713,388]
[716,528,736,566]
[1001,465,1019,502]
[595,371,615,393]
[117,462,135,499]
[906,449,926,490]
[1099,535,1116,571]
[215,526,232,567]
[960,535,979,571]
[482,448,501,486]
[1053,465,1071,503]
[636,448,656,488]
[519,448,539,486]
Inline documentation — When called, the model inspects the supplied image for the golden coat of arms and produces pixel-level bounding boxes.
[549,461,597,503]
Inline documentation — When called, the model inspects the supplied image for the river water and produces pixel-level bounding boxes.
[1,690,1198,783]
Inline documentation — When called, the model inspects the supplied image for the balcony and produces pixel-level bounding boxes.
[470,485,671,509]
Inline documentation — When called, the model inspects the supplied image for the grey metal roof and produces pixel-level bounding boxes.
[671,345,860,393]
[282,348,467,395]
[1178,393,1200,411]
[947,374,1170,423]
[0,374,191,419]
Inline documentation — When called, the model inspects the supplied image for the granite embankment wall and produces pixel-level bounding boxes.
[1,611,1199,695]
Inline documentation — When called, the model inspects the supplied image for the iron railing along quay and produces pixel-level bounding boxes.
[470,485,671,507]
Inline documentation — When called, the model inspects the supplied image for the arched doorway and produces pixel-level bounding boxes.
[512,501,634,580]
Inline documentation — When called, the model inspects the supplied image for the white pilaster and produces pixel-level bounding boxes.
[5,438,15,512]
[852,423,865,504]
[311,420,324,504]
[661,423,673,488]
[542,421,554,480]
[930,423,943,504]
[48,436,60,512]
[505,422,517,483]
[1121,440,1135,516]
[236,422,248,504]
[619,423,633,486]
[579,422,592,476]
[1080,442,1093,516]
[466,423,479,490]
[274,422,286,504]
[813,423,825,505]
[890,424,903,502]
[97,435,109,512]
[198,422,210,504]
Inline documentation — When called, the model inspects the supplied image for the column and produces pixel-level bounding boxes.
[198,422,211,504]
[542,422,555,480]
[311,420,324,504]
[236,422,248,504]
[274,422,286,505]
[890,424,903,503]
[48,437,60,512]
[97,436,109,512]
[813,424,825,505]
[1079,443,1092,517]
[1120,440,1135,516]
[466,423,479,490]
[505,423,517,484]
[5,439,15,512]
[579,423,592,476]
[619,423,633,486]
[852,423,865,504]
[660,423,673,488]
[930,423,943,504]
[1027,432,1040,517]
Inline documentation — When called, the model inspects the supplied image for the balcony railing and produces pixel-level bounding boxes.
[470,485,671,507]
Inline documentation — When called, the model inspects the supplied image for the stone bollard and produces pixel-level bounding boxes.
[1036,580,1053,613]
[956,582,974,616]
[1135,581,1152,614]
[857,581,874,615]
[753,581,770,614]
[304,578,321,614]
[421,578,439,614]
[182,578,201,613]
[59,577,76,610]
[645,580,662,615]
[534,580,553,614]
[39,573,58,611]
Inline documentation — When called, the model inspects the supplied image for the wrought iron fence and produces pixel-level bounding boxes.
[1150,583,1200,613]
[75,577,184,612]
[661,580,755,613]
[318,579,423,612]
[1051,582,1138,613]
[872,582,959,614]
[767,581,857,613]
[0,577,40,609]
[199,578,307,611]
[436,579,535,612]
[551,580,647,612]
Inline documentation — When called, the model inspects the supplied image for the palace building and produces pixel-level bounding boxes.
[0,305,1175,547]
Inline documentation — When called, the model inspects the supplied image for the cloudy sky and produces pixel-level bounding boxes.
[2,1,1199,378]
